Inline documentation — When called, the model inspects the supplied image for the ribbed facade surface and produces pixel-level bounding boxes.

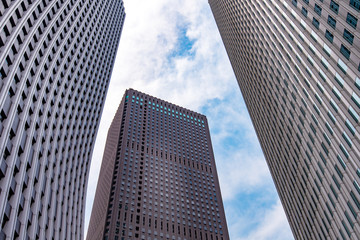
[0,0,125,239]
[87,89,229,240]
[209,0,360,239]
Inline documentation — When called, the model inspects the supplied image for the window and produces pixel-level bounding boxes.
[338,58,348,73]
[302,7,308,17]
[343,29,354,44]
[332,87,341,100]
[325,30,334,42]
[292,0,297,6]
[335,72,345,87]
[340,45,351,59]
[328,15,337,28]
[330,0,339,13]
[313,18,320,28]
[314,4,322,15]
[350,0,360,11]
[346,13,358,28]
[352,92,360,108]
[349,106,359,122]
[321,57,329,69]
[303,0,309,4]
[345,119,356,135]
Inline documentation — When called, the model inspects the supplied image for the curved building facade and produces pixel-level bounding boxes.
[0,0,125,239]
[209,0,360,239]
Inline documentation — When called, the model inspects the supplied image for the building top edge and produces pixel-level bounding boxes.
[126,88,207,120]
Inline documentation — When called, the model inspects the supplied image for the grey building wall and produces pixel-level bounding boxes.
[87,89,229,240]
[0,0,125,239]
[209,0,360,239]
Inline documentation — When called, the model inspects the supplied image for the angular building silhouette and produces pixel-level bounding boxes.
[209,0,360,239]
[87,89,229,240]
[0,0,125,239]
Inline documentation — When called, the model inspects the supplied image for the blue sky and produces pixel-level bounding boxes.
[85,0,294,239]
[169,25,195,58]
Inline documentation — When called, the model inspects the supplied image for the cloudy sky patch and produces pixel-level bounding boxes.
[85,0,293,239]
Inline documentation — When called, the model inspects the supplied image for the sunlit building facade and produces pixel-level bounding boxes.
[87,89,229,240]
[0,0,125,239]
[209,0,360,239]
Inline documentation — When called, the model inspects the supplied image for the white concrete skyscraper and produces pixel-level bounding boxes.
[0,0,125,239]
[210,0,360,239]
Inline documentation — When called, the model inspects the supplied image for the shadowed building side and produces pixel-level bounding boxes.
[87,94,127,240]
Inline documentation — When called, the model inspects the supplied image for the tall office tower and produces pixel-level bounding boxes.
[87,89,229,240]
[209,0,360,239]
[0,0,125,239]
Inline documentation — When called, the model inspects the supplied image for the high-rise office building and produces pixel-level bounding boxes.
[87,89,229,240]
[0,0,125,239]
[209,0,360,239]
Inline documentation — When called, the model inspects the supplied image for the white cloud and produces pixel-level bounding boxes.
[226,200,293,240]
[105,0,234,110]
[84,0,293,239]
[203,92,293,239]
[217,150,271,200]
[85,0,233,235]
[244,200,293,240]
[201,88,271,200]
[247,200,293,240]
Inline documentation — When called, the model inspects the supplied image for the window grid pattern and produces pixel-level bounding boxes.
[87,89,229,240]
[0,0,125,239]
[209,0,360,239]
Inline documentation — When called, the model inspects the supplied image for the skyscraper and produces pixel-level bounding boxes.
[87,89,229,240]
[209,0,360,239]
[0,0,125,239]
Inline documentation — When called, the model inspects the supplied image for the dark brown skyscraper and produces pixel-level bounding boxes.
[209,0,360,239]
[87,89,229,240]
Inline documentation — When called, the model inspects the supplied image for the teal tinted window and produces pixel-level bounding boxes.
[340,45,351,59]
[314,4,322,15]
[350,0,360,11]
[346,13,358,28]
[325,30,334,42]
[313,18,320,28]
[302,7,308,17]
[328,15,336,28]
[343,29,354,44]
[330,0,339,13]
